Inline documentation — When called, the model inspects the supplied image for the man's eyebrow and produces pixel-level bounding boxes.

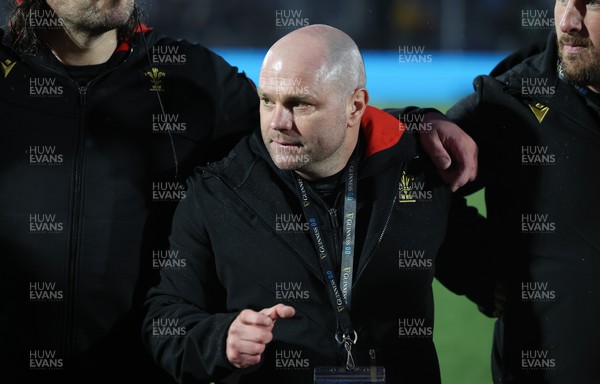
[257,88,315,104]
[284,94,315,105]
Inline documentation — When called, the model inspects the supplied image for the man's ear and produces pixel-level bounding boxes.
[347,88,369,127]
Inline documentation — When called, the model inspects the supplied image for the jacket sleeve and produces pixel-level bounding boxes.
[142,176,241,383]
[436,193,496,317]
[206,49,259,162]
[445,80,493,180]
[435,86,497,317]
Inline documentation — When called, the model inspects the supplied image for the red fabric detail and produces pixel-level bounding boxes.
[361,105,406,158]
[115,24,153,52]
[134,23,153,34]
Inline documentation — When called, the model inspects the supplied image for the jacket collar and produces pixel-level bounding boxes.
[487,31,557,91]
[361,105,405,158]
[115,24,152,52]
[359,106,415,179]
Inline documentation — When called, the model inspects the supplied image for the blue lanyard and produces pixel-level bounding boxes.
[292,154,359,370]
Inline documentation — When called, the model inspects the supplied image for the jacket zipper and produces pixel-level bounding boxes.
[307,186,342,267]
[355,186,399,282]
[355,170,400,281]
[329,208,341,265]
[62,55,132,362]
[310,205,343,269]
[63,84,87,359]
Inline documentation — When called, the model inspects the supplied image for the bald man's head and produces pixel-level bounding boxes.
[261,24,366,97]
[258,24,369,181]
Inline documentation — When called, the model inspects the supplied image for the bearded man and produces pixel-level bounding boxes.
[433,1,600,383]
[0,1,259,382]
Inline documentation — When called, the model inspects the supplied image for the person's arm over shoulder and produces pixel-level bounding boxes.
[444,78,495,194]
[142,174,241,383]
[382,106,478,192]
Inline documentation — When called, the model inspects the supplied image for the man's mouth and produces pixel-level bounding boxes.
[560,37,589,55]
[563,43,587,54]
[273,140,302,147]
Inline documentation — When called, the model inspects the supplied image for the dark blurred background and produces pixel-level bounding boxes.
[139,0,551,52]
[144,0,551,51]
[1,0,552,51]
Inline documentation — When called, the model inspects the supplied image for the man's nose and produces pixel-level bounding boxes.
[271,105,293,132]
[560,1,584,34]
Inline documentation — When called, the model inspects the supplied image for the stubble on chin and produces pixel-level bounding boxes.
[558,37,600,86]
[76,0,134,33]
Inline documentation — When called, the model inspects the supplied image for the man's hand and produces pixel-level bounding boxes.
[226,304,295,369]
[419,111,478,192]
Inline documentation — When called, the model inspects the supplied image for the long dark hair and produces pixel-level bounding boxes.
[7,0,140,56]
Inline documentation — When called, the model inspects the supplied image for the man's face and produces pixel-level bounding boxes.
[258,56,351,178]
[555,0,600,88]
[46,0,135,34]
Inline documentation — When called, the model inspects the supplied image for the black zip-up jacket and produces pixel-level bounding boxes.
[0,27,258,383]
[437,31,600,383]
[143,106,456,383]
